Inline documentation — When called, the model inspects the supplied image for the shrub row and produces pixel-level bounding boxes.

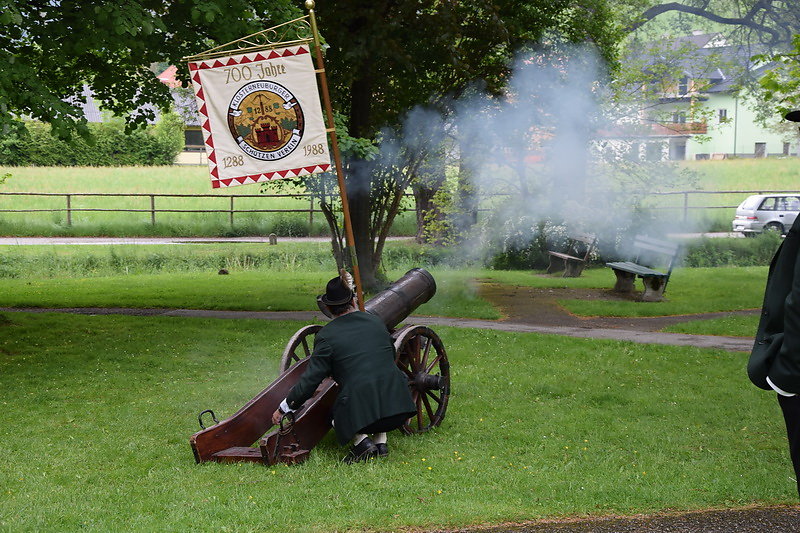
[486,231,784,270]
[681,232,783,267]
[0,115,184,166]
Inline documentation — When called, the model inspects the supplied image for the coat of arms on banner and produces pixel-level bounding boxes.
[188,45,331,188]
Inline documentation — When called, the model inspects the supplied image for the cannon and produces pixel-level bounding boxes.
[190,268,450,465]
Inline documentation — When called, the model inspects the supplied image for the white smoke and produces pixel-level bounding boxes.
[391,45,697,264]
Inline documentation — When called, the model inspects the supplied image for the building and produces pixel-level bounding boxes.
[624,32,798,161]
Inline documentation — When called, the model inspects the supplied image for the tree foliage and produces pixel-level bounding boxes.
[623,0,798,47]
[0,113,184,166]
[0,0,301,137]
[757,34,800,115]
[304,0,624,288]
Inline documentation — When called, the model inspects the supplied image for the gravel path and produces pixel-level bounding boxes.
[434,506,800,533]
[0,306,753,352]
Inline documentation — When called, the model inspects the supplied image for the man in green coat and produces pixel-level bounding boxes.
[272,275,416,462]
[748,115,800,495]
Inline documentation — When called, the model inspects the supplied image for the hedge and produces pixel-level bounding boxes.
[0,114,184,166]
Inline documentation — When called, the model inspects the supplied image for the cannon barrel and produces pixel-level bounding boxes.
[365,268,436,329]
[318,268,436,328]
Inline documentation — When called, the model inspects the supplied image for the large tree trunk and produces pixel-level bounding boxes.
[412,182,437,243]
[412,157,447,244]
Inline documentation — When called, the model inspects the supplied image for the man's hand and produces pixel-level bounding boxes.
[271,409,283,426]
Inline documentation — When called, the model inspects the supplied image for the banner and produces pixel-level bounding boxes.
[188,45,331,188]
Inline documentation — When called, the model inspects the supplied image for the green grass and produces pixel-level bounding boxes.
[662,314,760,337]
[0,269,500,320]
[650,158,800,231]
[3,160,798,236]
[477,267,766,317]
[0,242,766,319]
[555,267,766,317]
[0,166,418,237]
[0,312,793,531]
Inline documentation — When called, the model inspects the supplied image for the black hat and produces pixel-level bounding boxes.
[785,110,800,122]
[319,276,355,306]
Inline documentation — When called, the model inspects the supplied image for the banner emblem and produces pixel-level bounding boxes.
[227,81,305,161]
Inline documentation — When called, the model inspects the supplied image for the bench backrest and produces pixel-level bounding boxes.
[632,235,680,275]
[566,233,598,261]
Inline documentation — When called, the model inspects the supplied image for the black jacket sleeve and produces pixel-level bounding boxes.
[285,336,333,410]
[770,249,800,393]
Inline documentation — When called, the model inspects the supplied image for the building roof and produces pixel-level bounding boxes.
[633,32,773,94]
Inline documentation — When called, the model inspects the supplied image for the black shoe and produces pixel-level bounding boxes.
[375,443,388,457]
[344,437,378,463]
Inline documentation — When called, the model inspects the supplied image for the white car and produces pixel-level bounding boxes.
[732,194,800,236]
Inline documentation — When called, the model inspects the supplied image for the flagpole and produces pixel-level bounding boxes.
[306,0,365,311]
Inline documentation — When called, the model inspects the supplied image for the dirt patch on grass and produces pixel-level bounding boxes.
[478,282,757,332]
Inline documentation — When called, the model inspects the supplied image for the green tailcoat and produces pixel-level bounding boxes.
[286,311,415,445]
[748,216,800,393]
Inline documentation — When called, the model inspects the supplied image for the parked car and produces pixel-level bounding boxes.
[732,194,800,236]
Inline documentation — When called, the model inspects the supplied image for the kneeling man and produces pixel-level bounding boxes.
[272,274,416,462]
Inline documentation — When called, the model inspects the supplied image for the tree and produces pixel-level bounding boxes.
[0,0,300,137]
[758,34,800,114]
[305,0,623,289]
[625,0,798,47]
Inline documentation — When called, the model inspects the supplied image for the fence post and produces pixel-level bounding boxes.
[66,194,72,226]
[683,192,689,224]
[309,195,314,228]
[230,196,234,226]
[150,195,156,225]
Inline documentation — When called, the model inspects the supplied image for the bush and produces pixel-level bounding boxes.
[0,114,184,166]
[683,232,783,267]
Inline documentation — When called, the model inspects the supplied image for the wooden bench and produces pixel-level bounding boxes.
[606,235,680,302]
[546,233,597,278]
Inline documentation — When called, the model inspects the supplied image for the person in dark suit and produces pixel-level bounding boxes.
[272,275,416,462]
[748,112,800,495]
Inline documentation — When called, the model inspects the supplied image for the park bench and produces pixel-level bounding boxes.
[606,234,680,302]
[546,232,597,278]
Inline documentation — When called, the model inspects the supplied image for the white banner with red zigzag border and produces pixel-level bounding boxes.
[188,45,331,188]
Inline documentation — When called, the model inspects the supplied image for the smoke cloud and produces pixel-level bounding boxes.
[388,45,696,265]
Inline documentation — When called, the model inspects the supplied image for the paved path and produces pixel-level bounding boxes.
[436,506,800,533]
[0,306,753,352]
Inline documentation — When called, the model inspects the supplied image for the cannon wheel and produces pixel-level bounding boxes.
[280,325,323,373]
[393,325,450,435]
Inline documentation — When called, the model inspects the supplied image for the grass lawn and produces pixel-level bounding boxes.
[481,267,766,317]
[0,312,793,531]
[662,314,760,337]
[637,158,800,231]
[0,166,417,237]
[0,269,500,320]
[2,160,797,236]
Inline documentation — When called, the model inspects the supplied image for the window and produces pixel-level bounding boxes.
[759,197,777,211]
[678,77,689,95]
[672,111,686,124]
[184,128,204,151]
[718,109,727,122]
[645,143,663,161]
[786,197,800,211]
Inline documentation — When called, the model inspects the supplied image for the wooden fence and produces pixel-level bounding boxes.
[0,189,796,226]
[0,192,323,226]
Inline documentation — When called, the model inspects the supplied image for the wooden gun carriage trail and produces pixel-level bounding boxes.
[189,268,450,466]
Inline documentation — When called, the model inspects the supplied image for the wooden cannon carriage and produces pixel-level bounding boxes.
[190,268,450,465]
